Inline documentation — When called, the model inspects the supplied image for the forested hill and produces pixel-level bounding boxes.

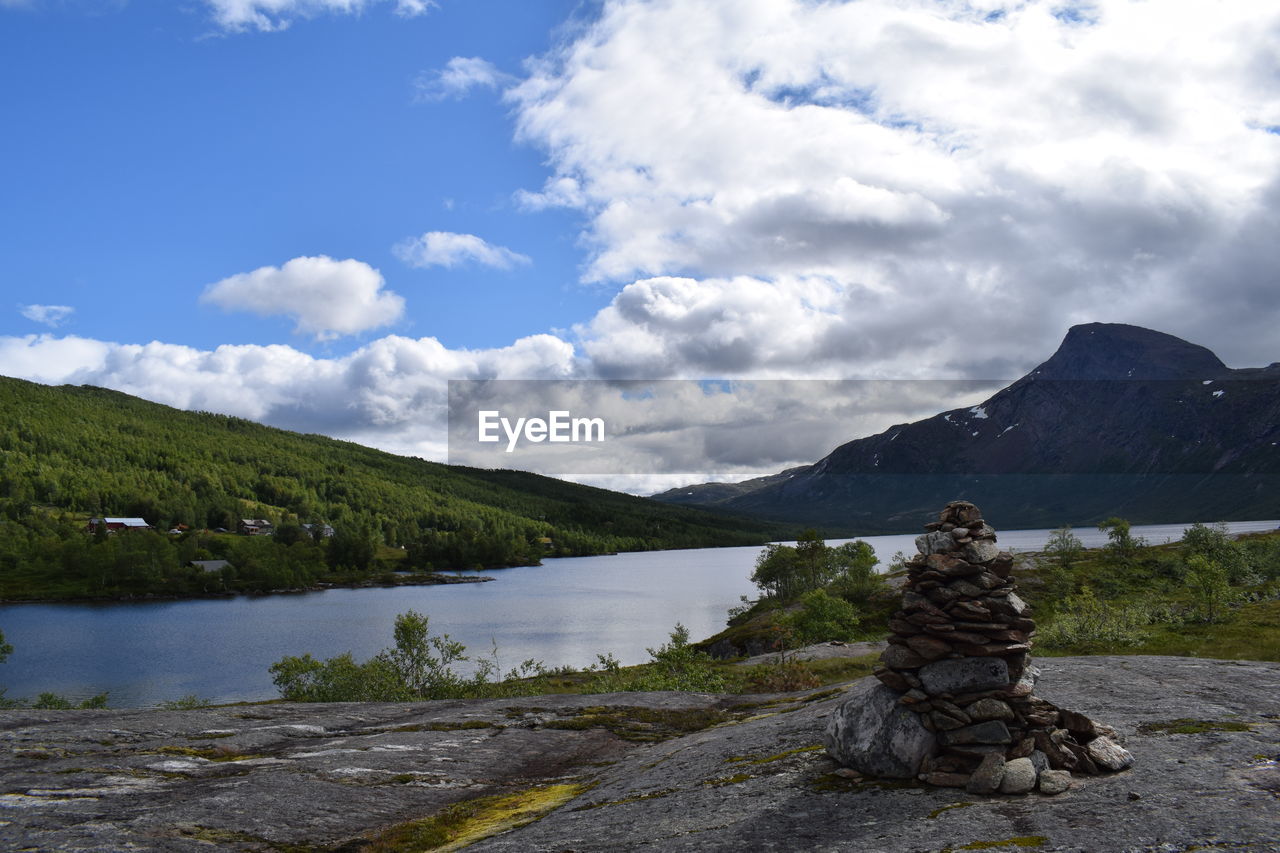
[0,377,780,564]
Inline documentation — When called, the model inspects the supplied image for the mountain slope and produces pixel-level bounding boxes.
[0,376,782,560]
[654,324,1280,531]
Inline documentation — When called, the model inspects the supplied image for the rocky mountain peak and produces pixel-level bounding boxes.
[1029,322,1227,381]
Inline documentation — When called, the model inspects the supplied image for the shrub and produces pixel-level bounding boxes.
[1038,586,1151,650]
[784,589,861,645]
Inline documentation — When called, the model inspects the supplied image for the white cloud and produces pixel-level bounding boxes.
[204,0,433,32]
[0,332,577,460]
[19,304,74,327]
[416,57,515,101]
[512,0,1280,379]
[393,232,531,270]
[200,256,405,341]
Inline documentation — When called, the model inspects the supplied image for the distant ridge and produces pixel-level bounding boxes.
[653,324,1280,532]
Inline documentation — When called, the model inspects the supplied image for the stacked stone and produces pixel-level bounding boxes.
[870,500,1133,795]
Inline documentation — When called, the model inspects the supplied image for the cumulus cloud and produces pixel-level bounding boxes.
[204,0,433,32]
[0,332,577,460]
[513,0,1280,379]
[393,232,531,270]
[19,304,74,328]
[200,256,405,341]
[416,57,515,101]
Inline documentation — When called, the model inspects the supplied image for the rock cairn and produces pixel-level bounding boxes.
[825,501,1133,796]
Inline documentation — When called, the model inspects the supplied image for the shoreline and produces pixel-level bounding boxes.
[0,571,495,607]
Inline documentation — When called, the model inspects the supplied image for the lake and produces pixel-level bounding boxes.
[0,519,1274,707]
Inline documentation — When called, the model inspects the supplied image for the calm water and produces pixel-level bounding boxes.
[1,519,1274,707]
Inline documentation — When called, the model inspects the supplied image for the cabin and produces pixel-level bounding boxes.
[238,518,275,536]
[87,517,152,534]
[190,559,230,573]
[301,523,335,538]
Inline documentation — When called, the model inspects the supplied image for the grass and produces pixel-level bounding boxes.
[1021,529,1280,662]
[1137,719,1254,735]
[362,783,586,851]
[539,706,731,742]
[154,745,263,762]
[726,744,825,765]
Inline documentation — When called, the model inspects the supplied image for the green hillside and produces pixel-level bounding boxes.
[0,377,781,599]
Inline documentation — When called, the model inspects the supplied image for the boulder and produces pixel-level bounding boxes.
[1087,736,1135,771]
[998,757,1037,794]
[824,678,937,778]
[1037,768,1072,795]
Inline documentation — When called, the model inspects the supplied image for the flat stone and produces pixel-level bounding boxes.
[948,579,985,598]
[927,586,961,604]
[942,501,983,525]
[963,540,1000,563]
[964,698,1014,722]
[882,645,928,670]
[929,711,967,731]
[1087,736,1135,771]
[874,668,911,691]
[916,531,956,556]
[939,721,1011,746]
[973,571,1005,589]
[999,757,1037,794]
[920,657,1010,695]
[902,591,945,615]
[1060,709,1097,739]
[965,752,1005,794]
[906,635,953,661]
[948,600,991,620]
[888,619,921,635]
[943,743,1008,758]
[1037,768,1072,795]
[988,592,1030,619]
[824,678,938,779]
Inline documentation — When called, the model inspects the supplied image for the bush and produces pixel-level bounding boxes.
[1038,586,1151,651]
[784,589,860,646]
[584,625,726,693]
[270,610,484,702]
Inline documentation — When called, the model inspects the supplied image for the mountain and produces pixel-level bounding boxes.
[654,324,1280,532]
[0,376,783,562]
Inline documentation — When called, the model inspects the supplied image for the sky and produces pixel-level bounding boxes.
[2,0,1279,492]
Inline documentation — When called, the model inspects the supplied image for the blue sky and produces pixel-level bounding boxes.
[1,0,1277,489]
[2,0,592,351]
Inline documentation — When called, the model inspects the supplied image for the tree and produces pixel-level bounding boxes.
[376,610,468,699]
[1045,526,1085,571]
[1185,554,1232,623]
[751,536,879,602]
[1098,517,1143,566]
[270,610,477,702]
[751,543,801,600]
[1181,522,1250,584]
